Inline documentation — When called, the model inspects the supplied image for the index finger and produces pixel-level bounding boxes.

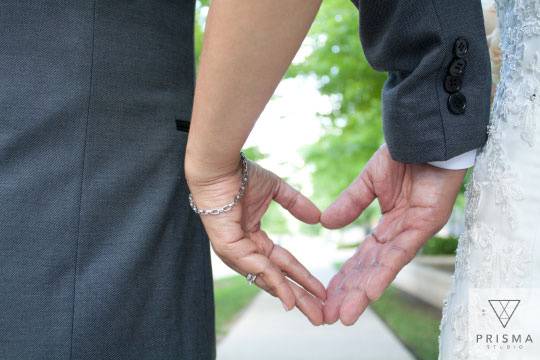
[273,179,321,224]
[269,244,326,301]
[320,171,375,229]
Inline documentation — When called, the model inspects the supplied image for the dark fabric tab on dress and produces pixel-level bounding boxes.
[175,119,190,132]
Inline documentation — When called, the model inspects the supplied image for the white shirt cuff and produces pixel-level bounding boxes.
[428,149,478,170]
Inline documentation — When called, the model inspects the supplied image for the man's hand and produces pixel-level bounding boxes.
[186,155,326,325]
[321,144,465,325]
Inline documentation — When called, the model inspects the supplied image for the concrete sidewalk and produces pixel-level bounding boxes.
[217,268,415,360]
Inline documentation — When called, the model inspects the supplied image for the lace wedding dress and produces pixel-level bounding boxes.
[438,0,540,359]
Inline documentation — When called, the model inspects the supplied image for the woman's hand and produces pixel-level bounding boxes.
[185,154,327,325]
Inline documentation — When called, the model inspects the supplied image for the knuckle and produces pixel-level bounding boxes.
[215,241,237,258]
[284,254,296,270]
[267,242,278,258]
[267,284,278,294]
[261,259,273,274]
[211,242,228,257]
[283,190,300,210]
[296,290,310,303]
[276,275,289,289]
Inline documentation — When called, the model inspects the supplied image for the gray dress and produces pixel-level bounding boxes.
[0,1,215,359]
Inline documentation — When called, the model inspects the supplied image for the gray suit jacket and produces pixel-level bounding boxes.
[353,0,492,163]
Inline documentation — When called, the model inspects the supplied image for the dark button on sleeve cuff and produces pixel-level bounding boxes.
[443,37,471,116]
[444,75,463,93]
[448,92,467,114]
[454,37,470,58]
[448,58,467,77]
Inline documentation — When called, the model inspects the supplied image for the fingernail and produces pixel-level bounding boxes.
[282,301,291,311]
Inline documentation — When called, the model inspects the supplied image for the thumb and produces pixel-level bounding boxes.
[320,171,375,229]
[273,178,321,224]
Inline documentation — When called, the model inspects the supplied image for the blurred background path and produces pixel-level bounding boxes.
[212,234,453,360]
[216,267,415,360]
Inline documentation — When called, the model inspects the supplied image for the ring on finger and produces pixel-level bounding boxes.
[246,273,257,285]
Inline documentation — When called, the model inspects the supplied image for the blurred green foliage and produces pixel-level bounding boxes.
[195,0,209,65]
[242,146,266,162]
[420,236,459,256]
[288,0,386,225]
[194,0,387,232]
[194,0,465,235]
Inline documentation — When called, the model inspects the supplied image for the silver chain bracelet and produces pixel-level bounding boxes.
[188,152,249,215]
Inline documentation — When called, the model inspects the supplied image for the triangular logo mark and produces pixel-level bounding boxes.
[488,299,520,328]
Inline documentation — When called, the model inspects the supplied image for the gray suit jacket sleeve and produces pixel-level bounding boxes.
[352,0,492,163]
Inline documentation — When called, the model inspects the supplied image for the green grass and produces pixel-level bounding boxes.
[334,235,458,255]
[420,236,458,256]
[370,286,442,360]
[214,275,260,339]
